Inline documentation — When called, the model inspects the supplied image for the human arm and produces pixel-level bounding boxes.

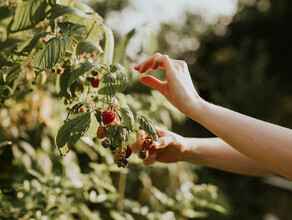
[134,126,272,176]
[134,53,292,179]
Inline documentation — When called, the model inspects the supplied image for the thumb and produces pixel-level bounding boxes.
[140,75,167,95]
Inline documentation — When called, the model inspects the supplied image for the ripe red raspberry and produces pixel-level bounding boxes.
[102,110,115,125]
[125,145,132,158]
[96,125,108,139]
[90,78,100,88]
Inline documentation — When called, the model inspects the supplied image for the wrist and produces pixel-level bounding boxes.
[179,137,199,163]
[183,97,208,122]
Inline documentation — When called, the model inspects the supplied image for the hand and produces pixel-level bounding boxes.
[134,53,201,116]
[133,126,185,165]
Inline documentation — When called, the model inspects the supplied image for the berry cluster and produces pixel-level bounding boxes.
[96,109,133,168]
[86,70,101,88]
[138,132,158,159]
[51,67,64,75]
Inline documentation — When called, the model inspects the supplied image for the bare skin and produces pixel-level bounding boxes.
[133,53,292,180]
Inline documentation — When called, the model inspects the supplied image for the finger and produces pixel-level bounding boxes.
[154,126,168,137]
[140,75,167,95]
[143,152,158,165]
[157,136,174,149]
[135,53,172,73]
[132,141,140,151]
[134,53,161,71]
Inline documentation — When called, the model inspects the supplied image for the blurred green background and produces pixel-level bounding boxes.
[1,0,292,219]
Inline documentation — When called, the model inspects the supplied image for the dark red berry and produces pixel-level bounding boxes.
[102,110,115,125]
[101,139,111,148]
[119,158,128,168]
[125,145,132,158]
[90,78,100,88]
[139,148,149,159]
[91,70,99,76]
[110,145,116,152]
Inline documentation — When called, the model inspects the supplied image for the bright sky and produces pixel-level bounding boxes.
[106,0,238,35]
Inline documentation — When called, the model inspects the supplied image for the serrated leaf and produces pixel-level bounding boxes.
[67,62,99,88]
[119,107,134,131]
[105,125,117,138]
[116,71,128,93]
[113,125,128,147]
[56,112,91,153]
[6,32,50,65]
[98,72,127,97]
[75,39,103,56]
[46,4,90,20]
[0,85,13,98]
[137,114,158,140]
[9,0,47,33]
[32,36,71,73]
[58,22,86,36]
[98,73,117,97]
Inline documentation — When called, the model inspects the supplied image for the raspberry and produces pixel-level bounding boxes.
[56,68,64,75]
[110,145,116,152]
[114,148,125,163]
[139,148,149,159]
[101,139,111,148]
[91,70,98,76]
[117,158,128,168]
[125,145,132,158]
[79,106,86,113]
[142,139,156,154]
[96,125,107,139]
[90,78,100,88]
[102,110,115,125]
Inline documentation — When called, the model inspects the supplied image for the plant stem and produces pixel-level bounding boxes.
[116,170,127,213]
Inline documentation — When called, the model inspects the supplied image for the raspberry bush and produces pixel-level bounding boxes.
[0,0,227,219]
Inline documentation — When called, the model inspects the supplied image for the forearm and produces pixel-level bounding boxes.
[188,99,292,180]
[181,137,272,176]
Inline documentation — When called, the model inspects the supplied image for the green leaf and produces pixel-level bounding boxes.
[119,107,134,131]
[0,85,13,98]
[137,114,158,140]
[75,39,103,56]
[47,4,90,20]
[58,22,86,36]
[67,62,99,88]
[56,112,91,154]
[32,36,71,73]
[115,71,128,93]
[113,125,128,147]
[0,6,12,21]
[6,32,50,65]
[98,72,127,97]
[98,73,117,97]
[9,0,47,33]
[105,125,117,138]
